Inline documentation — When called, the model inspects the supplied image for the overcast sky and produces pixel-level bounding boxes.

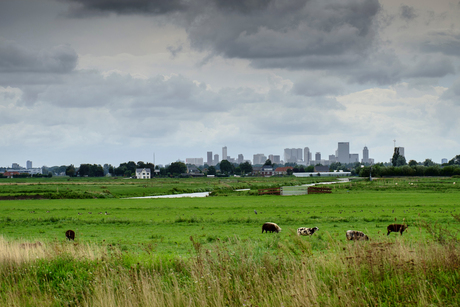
[1,0,460,167]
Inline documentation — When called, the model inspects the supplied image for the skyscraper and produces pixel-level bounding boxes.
[222,146,227,161]
[207,152,213,165]
[362,146,369,164]
[214,154,219,165]
[284,148,302,163]
[315,152,321,161]
[304,147,310,165]
[337,142,350,164]
[27,160,32,169]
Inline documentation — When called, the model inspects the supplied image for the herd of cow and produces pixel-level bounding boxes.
[262,222,408,240]
[64,223,408,242]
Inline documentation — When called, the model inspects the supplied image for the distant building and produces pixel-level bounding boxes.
[207,152,213,165]
[12,163,20,169]
[222,146,227,161]
[362,146,369,164]
[304,147,310,165]
[135,168,151,179]
[186,158,204,166]
[314,166,330,172]
[397,147,405,157]
[284,148,302,163]
[237,154,244,164]
[253,153,267,165]
[337,142,350,164]
[213,154,219,165]
[315,152,321,161]
[349,153,359,163]
[274,166,293,175]
[442,158,448,164]
[27,160,32,169]
[329,155,336,163]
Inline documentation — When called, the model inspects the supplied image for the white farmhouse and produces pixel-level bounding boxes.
[135,168,151,179]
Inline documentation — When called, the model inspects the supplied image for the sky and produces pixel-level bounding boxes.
[1,0,460,168]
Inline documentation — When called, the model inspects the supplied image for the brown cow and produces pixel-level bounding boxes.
[387,224,408,236]
[262,222,282,233]
[65,230,75,241]
[346,230,369,241]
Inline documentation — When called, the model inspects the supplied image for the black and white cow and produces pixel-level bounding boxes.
[262,222,282,233]
[346,230,369,241]
[387,224,408,236]
[297,227,319,236]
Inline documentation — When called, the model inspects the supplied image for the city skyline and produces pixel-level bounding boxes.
[1,0,459,167]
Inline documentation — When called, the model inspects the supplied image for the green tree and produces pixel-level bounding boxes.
[207,166,217,176]
[167,162,187,176]
[239,161,253,175]
[408,160,418,167]
[263,159,272,166]
[392,148,407,167]
[449,155,460,165]
[423,159,435,167]
[66,165,76,177]
[220,160,233,175]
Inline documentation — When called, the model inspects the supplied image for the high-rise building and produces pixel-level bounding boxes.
[186,158,204,166]
[207,152,213,165]
[214,154,219,165]
[222,146,227,161]
[315,152,321,161]
[349,154,359,163]
[253,154,267,165]
[329,155,336,163]
[12,163,20,169]
[284,148,302,163]
[272,155,281,163]
[337,142,350,164]
[442,158,448,164]
[26,160,32,169]
[304,147,310,165]
[397,147,405,157]
[362,146,369,164]
[237,154,244,164]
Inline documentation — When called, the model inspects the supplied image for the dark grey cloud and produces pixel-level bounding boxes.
[292,77,344,97]
[403,56,455,79]
[0,39,77,73]
[420,31,460,56]
[62,0,186,17]
[400,5,417,21]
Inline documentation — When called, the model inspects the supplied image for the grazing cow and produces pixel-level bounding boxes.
[262,222,282,233]
[297,227,319,236]
[346,230,369,241]
[65,230,75,241]
[387,224,408,236]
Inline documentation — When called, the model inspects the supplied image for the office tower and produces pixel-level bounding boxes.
[315,152,321,161]
[238,154,244,164]
[337,142,350,164]
[397,147,405,157]
[349,153,359,163]
[253,154,267,165]
[207,152,213,165]
[214,154,219,165]
[304,147,310,165]
[362,146,369,164]
[186,158,204,166]
[272,155,281,163]
[27,160,32,169]
[284,148,302,163]
[442,158,448,164]
[329,155,336,163]
[222,146,227,161]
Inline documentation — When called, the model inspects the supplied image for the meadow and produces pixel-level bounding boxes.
[0,176,459,306]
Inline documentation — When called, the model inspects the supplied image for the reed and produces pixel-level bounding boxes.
[1,233,460,306]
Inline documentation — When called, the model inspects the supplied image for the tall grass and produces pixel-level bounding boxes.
[1,233,460,306]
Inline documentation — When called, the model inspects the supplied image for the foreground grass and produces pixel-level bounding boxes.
[1,233,460,306]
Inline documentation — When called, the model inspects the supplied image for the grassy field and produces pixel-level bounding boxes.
[1,176,460,306]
